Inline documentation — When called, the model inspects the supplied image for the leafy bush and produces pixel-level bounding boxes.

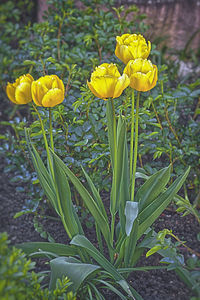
[0,232,76,300]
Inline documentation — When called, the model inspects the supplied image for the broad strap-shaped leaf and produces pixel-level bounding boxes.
[49,256,100,291]
[31,145,59,214]
[135,165,171,212]
[137,167,190,239]
[52,152,82,238]
[25,129,59,214]
[71,235,135,299]
[16,241,78,257]
[81,166,108,222]
[50,150,112,250]
[124,219,139,267]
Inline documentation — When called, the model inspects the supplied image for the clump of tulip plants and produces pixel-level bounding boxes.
[7,34,190,299]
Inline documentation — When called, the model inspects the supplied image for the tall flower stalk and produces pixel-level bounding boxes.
[131,92,140,201]
[49,107,54,152]
[129,89,135,184]
[32,103,54,177]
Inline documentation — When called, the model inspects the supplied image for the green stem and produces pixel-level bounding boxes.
[32,104,54,177]
[49,108,54,152]
[111,98,117,249]
[131,92,140,202]
[129,89,135,183]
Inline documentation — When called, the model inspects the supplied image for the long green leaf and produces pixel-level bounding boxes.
[137,167,190,239]
[50,150,112,250]
[52,152,82,238]
[16,242,77,257]
[135,165,171,212]
[25,130,59,214]
[71,235,135,299]
[97,279,127,300]
[81,166,108,222]
[49,256,100,291]
[124,219,139,267]
[118,266,167,273]
[31,146,59,214]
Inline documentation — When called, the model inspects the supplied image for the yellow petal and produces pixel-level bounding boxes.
[39,76,53,90]
[31,81,47,106]
[150,65,158,88]
[15,82,32,104]
[92,65,108,78]
[54,75,65,94]
[87,80,103,99]
[41,88,64,107]
[91,77,117,99]
[20,74,34,84]
[129,73,150,91]
[6,83,17,104]
[141,59,152,73]
[115,45,133,64]
[113,74,130,98]
[116,34,130,45]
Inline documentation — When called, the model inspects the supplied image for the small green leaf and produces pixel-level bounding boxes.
[146,245,163,257]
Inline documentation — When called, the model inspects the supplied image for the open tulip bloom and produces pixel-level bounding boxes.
[115,33,151,64]
[87,63,130,100]
[31,75,65,107]
[124,58,158,92]
[11,34,190,300]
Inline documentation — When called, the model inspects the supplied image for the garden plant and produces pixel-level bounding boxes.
[1,0,200,299]
[6,33,192,299]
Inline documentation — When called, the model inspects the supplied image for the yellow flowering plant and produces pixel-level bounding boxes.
[12,34,190,300]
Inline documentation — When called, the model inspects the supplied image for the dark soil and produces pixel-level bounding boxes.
[0,153,199,300]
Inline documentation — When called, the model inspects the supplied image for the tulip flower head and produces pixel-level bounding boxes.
[31,75,65,107]
[115,33,151,64]
[87,63,130,100]
[6,74,34,105]
[124,58,158,92]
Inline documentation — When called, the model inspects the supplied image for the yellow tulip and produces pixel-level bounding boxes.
[31,75,65,107]
[6,74,34,105]
[115,33,151,64]
[124,58,158,92]
[87,63,130,100]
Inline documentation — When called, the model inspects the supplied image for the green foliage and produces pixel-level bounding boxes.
[1,0,199,204]
[0,232,76,300]
[1,1,200,298]
[0,0,149,210]
[143,228,200,298]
